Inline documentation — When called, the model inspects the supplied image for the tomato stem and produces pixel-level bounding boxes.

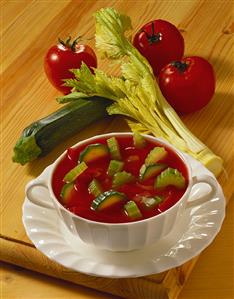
[58,36,82,51]
[58,37,66,47]
[171,61,188,73]
[142,22,162,45]
[66,36,72,45]
[71,36,81,51]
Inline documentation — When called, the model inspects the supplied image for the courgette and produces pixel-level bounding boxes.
[60,183,74,204]
[88,179,103,197]
[141,196,163,209]
[107,160,124,176]
[155,168,186,189]
[112,171,135,188]
[91,190,126,211]
[133,132,146,148]
[12,97,111,165]
[145,147,168,165]
[79,143,109,163]
[139,163,167,181]
[63,162,88,183]
[107,137,122,160]
[124,201,142,219]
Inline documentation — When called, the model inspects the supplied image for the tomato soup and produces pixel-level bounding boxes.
[52,134,188,223]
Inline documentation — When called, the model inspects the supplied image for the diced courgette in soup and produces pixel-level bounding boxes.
[133,132,147,148]
[107,160,124,176]
[141,196,163,209]
[88,179,103,197]
[124,201,142,219]
[155,168,186,189]
[112,171,135,187]
[79,143,109,163]
[145,147,168,165]
[91,190,126,211]
[60,183,74,204]
[63,161,88,183]
[107,137,122,160]
[139,163,167,181]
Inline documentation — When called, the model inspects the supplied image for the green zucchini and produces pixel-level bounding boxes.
[124,201,142,219]
[133,132,146,148]
[60,183,74,204]
[139,163,167,181]
[88,179,103,197]
[107,160,124,176]
[141,196,163,209]
[91,190,126,211]
[12,97,111,165]
[155,167,186,189]
[145,147,168,165]
[79,143,109,163]
[112,171,135,188]
[63,162,88,183]
[107,137,122,160]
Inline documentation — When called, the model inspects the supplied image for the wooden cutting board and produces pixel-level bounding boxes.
[1,1,233,299]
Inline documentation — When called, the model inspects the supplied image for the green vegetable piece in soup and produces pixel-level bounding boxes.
[145,147,168,165]
[139,163,167,181]
[107,160,124,176]
[133,132,147,148]
[141,196,163,209]
[60,183,74,204]
[79,143,109,163]
[107,137,122,160]
[63,161,88,183]
[155,167,186,189]
[124,201,142,219]
[91,190,126,211]
[88,179,103,197]
[112,171,135,187]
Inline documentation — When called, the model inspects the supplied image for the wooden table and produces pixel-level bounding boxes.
[1,1,233,299]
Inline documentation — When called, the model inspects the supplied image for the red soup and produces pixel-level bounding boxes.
[52,134,188,223]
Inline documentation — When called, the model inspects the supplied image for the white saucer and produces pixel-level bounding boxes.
[22,154,226,278]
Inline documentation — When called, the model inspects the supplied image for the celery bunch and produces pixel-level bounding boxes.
[59,8,223,176]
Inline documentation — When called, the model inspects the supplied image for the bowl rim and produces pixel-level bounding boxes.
[47,132,193,226]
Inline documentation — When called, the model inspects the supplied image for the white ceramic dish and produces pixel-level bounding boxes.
[22,153,225,278]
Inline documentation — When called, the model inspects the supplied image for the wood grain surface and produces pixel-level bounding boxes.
[1,0,234,299]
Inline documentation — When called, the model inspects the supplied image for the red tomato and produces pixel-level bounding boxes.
[158,56,216,114]
[44,37,97,94]
[133,20,184,76]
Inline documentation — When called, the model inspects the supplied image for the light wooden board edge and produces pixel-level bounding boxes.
[0,235,190,299]
[162,257,200,299]
[0,236,168,299]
